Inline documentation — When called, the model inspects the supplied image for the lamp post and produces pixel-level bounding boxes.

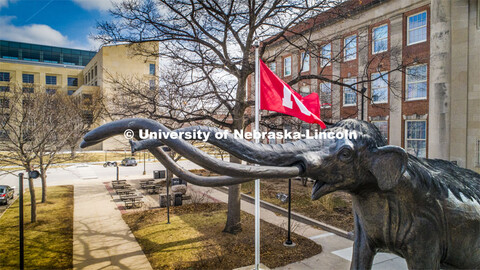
[19,170,40,270]
[143,151,146,175]
[360,86,367,121]
[284,178,295,247]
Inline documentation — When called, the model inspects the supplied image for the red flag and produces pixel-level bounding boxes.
[259,60,327,129]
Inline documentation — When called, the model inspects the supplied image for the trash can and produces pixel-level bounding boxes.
[159,194,169,208]
[174,193,183,206]
[154,170,166,179]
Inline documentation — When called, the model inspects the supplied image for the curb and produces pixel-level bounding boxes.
[0,196,18,220]
[215,186,353,240]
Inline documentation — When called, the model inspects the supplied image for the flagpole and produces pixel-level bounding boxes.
[253,40,261,270]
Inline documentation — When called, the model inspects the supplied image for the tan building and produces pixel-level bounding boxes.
[0,40,158,150]
[260,0,480,172]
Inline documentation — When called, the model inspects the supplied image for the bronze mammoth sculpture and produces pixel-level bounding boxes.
[81,118,480,269]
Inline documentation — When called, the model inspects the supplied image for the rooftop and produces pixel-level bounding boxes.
[0,40,97,67]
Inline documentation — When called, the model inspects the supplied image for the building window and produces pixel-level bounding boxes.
[284,56,292,76]
[321,43,331,67]
[149,63,156,75]
[46,88,56,94]
[0,86,9,92]
[406,64,427,100]
[0,72,10,82]
[68,77,78,86]
[94,65,97,77]
[406,120,426,158]
[84,75,87,84]
[371,72,388,103]
[46,75,57,85]
[68,90,75,95]
[22,74,34,84]
[372,120,388,141]
[149,80,156,90]
[299,85,310,97]
[301,52,310,72]
[343,78,357,106]
[344,35,357,61]
[300,123,309,136]
[373,24,388,54]
[0,98,9,108]
[269,62,276,74]
[0,114,8,140]
[83,94,93,106]
[22,87,34,93]
[284,124,292,142]
[407,11,427,45]
[320,82,331,107]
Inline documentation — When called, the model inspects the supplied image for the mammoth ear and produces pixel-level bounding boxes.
[368,146,408,190]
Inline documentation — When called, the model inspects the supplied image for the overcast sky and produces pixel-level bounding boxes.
[0,0,121,51]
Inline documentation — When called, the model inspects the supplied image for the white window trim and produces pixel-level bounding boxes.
[344,35,357,61]
[321,44,331,67]
[372,24,388,54]
[371,120,389,140]
[407,11,427,46]
[284,56,292,77]
[343,78,357,107]
[405,119,427,158]
[371,72,389,104]
[301,52,310,72]
[405,64,428,101]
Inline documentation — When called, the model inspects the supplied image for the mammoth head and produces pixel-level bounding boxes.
[80,118,407,199]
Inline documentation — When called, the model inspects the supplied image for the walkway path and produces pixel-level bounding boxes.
[190,186,407,270]
[73,182,153,270]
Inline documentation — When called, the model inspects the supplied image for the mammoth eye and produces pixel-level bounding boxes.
[338,147,353,162]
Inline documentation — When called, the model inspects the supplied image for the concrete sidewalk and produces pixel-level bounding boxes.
[73,183,153,270]
[190,185,407,270]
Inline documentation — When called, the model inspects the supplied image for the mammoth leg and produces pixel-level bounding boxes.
[404,238,441,270]
[351,213,375,270]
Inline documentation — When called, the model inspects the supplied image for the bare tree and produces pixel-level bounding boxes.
[96,0,422,233]
[0,86,103,221]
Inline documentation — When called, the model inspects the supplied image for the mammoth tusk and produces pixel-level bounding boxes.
[81,118,303,179]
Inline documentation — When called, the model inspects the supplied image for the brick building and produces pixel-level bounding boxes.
[258,0,480,173]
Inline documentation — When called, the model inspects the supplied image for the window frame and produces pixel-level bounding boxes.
[371,72,389,104]
[320,43,331,67]
[68,77,78,87]
[0,86,10,92]
[372,24,388,54]
[300,51,310,72]
[407,11,428,46]
[22,74,34,84]
[405,64,428,101]
[45,75,57,85]
[149,63,156,75]
[284,56,292,77]
[344,35,357,61]
[269,62,276,74]
[320,82,332,108]
[0,72,10,82]
[405,119,427,158]
[372,120,388,141]
[343,78,357,107]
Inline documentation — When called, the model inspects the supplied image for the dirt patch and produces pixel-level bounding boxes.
[123,203,322,269]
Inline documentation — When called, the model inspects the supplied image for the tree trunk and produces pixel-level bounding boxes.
[28,177,36,223]
[70,145,76,158]
[223,155,243,234]
[41,169,47,203]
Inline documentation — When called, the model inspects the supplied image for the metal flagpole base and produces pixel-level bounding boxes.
[283,240,296,247]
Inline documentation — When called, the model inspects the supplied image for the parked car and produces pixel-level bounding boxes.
[121,157,138,166]
[103,161,117,167]
[0,185,14,205]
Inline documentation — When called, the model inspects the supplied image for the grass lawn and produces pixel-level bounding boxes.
[190,169,354,232]
[0,186,74,270]
[123,203,322,269]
